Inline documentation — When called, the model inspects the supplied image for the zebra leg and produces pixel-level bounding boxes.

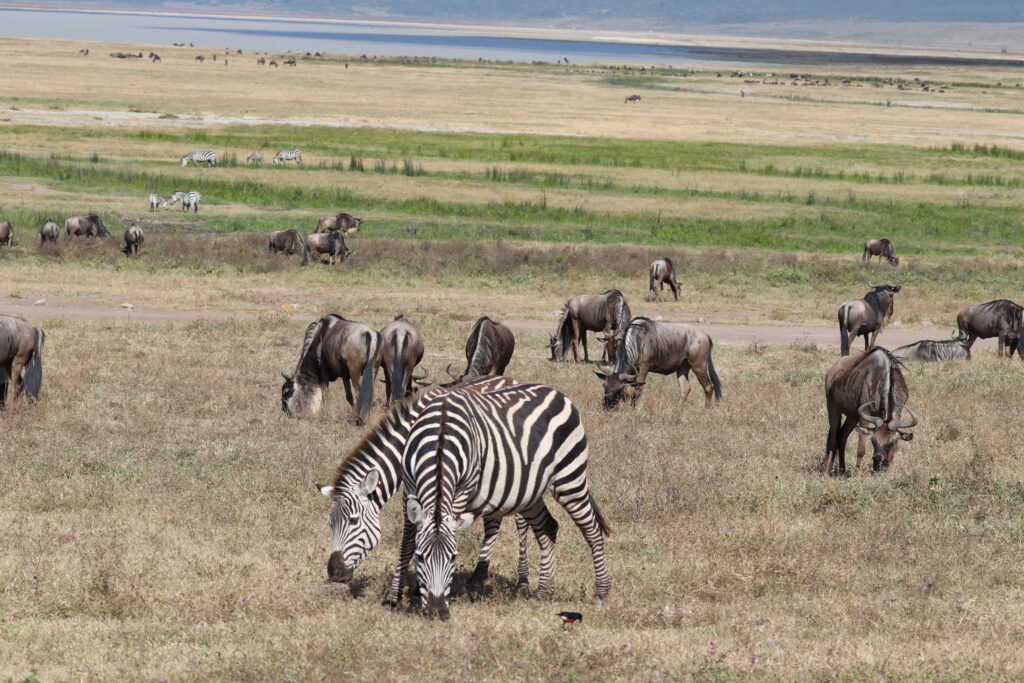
[550,486,611,605]
[515,513,530,592]
[467,517,503,588]
[521,501,558,598]
[383,516,417,608]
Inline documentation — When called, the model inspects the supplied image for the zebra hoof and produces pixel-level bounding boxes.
[381,597,400,609]
[592,598,605,608]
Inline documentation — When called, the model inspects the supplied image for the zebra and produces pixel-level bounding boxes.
[319,375,534,605]
[403,383,612,619]
[246,152,264,166]
[272,149,302,166]
[148,193,169,211]
[180,150,217,167]
[170,191,202,213]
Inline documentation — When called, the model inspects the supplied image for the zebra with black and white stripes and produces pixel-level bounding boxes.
[404,383,612,619]
[148,193,169,211]
[180,150,217,167]
[272,148,302,166]
[170,191,202,213]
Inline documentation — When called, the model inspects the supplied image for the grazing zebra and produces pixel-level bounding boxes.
[404,383,612,619]
[272,149,302,166]
[170,191,202,213]
[246,152,264,165]
[180,150,217,167]
[148,193,169,211]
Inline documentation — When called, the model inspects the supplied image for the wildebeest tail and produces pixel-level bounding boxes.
[389,333,406,403]
[707,339,723,401]
[23,327,44,400]
[300,236,309,266]
[0,363,8,407]
[839,305,850,356]
[356,331,379,421]
[557,308,573,360]
[648,265,656,293]
[589,492,612,537]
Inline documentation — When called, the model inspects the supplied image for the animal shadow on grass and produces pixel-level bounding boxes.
[393,568,528,614]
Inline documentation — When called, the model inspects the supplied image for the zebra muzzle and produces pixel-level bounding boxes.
[424,593,450,621]
[327,551,353,583]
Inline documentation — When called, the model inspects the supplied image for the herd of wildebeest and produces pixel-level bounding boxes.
[2,220,1022,618]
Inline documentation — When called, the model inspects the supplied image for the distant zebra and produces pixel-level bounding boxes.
[170,191,202,213]
[148,193,169,211]
[180,150,217,167]
[246,152,264,166]
[273,149,302,166]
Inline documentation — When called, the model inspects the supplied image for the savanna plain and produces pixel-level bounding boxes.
[2,33,1024,680]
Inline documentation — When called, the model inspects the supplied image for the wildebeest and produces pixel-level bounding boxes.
[268,229,309,264]
[549,289,630,363]
[595,317,722,410]
[956,299,1024,359]
[443,316,515,385]
[256,57,266,65]
[305,231,351,265]
[863,239,900,266]
[39,220,59,244]
[838,283,901,356]
[0,315,44,407]
[625,94,641,103]
[316,213,361,234]
[379,314,429,404]
[823,347,919,476]
[281,314,382,424]
[65,214,110,238]
[648,257,681,300]
[891,339,970,362]
[121,225,144,256]
[0,221,13,247]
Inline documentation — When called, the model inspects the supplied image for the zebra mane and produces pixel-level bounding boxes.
[329,391,420,493]
[432,395,451,528]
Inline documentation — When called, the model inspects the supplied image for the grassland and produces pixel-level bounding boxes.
[2,33,1024,680]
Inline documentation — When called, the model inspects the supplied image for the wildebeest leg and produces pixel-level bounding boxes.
[8,354,26,402]
[631,367,650,408]
[468,517,503,588]
[823,406,841,476]
[520,500,558,598]
[580,329,589,363]
[340,375,355,407]
[0,361,10,407]
[570,318,581,363]
[690,359,716,408]
[675,362,692,406]
[835,416,857,475]
[383,515,417,608]
[997,335,1006,358]
[856,432,868,470]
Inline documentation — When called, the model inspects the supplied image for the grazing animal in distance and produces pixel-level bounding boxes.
[549,289,630,363]
[150,53,161,62]
[648,257,682,300]
[625,94,641,103]
[305,231,351,265]
[195,55,204,62]
[956,299,1024,359]
[283,58,297,66]
[256,57,266,65]
[443,316,515,386]
[863,239,900,266]
[39,220,59,244]
[269,60,278,67]
[65,214,110,238]
[268,229,309,264]
[281,314,382,424]
[838,283,900,356]
[891,339,970,362]
[595,317,722,410]
[0,315,45,407]
[378,314,429,404]
[316,213,361,234]
[272,148,302,166]
[823,347,918,476]
[79,48,89,55]
[403,383,612,619]
[0,221,13,248]
[180,150,217,167]
[246,152,264,165]
[121,225,144,256]
[148,193,169,211]
[170,191,202,213]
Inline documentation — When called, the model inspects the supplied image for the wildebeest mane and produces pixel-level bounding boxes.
[835,346,904,422]
[465,316,492,375]
[295,314,344,382]
[614,316,654,374]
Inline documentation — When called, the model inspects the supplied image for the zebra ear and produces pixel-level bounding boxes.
[358,469,379,498]
[318,483,337,499]
[406,498,425,528]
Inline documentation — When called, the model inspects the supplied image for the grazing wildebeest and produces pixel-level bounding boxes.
[863,239,900,266]
[838,283,901,356]
[648,257,681,300]
[256,57,266,65]
[269,60,278,67]
[121,225,144,256]
[195,55,204,62]
[595,317,722,410]
[281,314,382,424]
[0,221,13,247]
[549,290,630,363]
[0,315,44,407]
[379,314,429,404]
[39,220,59,244]
[316,213,362,234]
[305,231,351,265]
[823,347,919,476]
[625,94,641,103]
[956,299,1024,359]
[891,339,971,362]
[443,316,515,385]
[65,214,110,238]
[268,229,309,264]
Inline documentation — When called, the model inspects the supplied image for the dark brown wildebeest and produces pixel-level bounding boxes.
[863,239,900,266]
[39,220,59,244]
[121,225,144,256]
[268,229,309,264]
[0,221,13,248]
[195,55,204,62]
[549,289,630,363]
[316,213,362,234]
[305,231,351,265]
[956,299,1024,359]
[281,314,383,424]
[648,257,681,300]
[838,283,900,356]
[443,316,515,386]
[269,59,278,67]
[0,315,44,407]
[256,57,266,65]
[823,347,919,476]
[595,317,722,410]
[891,338,970,363]
[379,314,429,404]
[625,94,641,103]
[65,214,110,238]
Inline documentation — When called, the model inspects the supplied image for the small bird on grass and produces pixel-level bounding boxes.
[557,612,583,631]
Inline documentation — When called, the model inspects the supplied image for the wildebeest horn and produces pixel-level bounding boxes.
[445,363,462,381]
[596,361,614,374]
[890,406,918,431]
[280,368,291,381]
[867,282,878,288]
[857,402,883,428]
[412,366,429,383]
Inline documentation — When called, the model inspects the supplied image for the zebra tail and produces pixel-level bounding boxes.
[23,328,44,400]
[589,492,612,537]
[355,332,379,421]
[390,334,405,403]
[707,339,722,401]
[839,305,850,356]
